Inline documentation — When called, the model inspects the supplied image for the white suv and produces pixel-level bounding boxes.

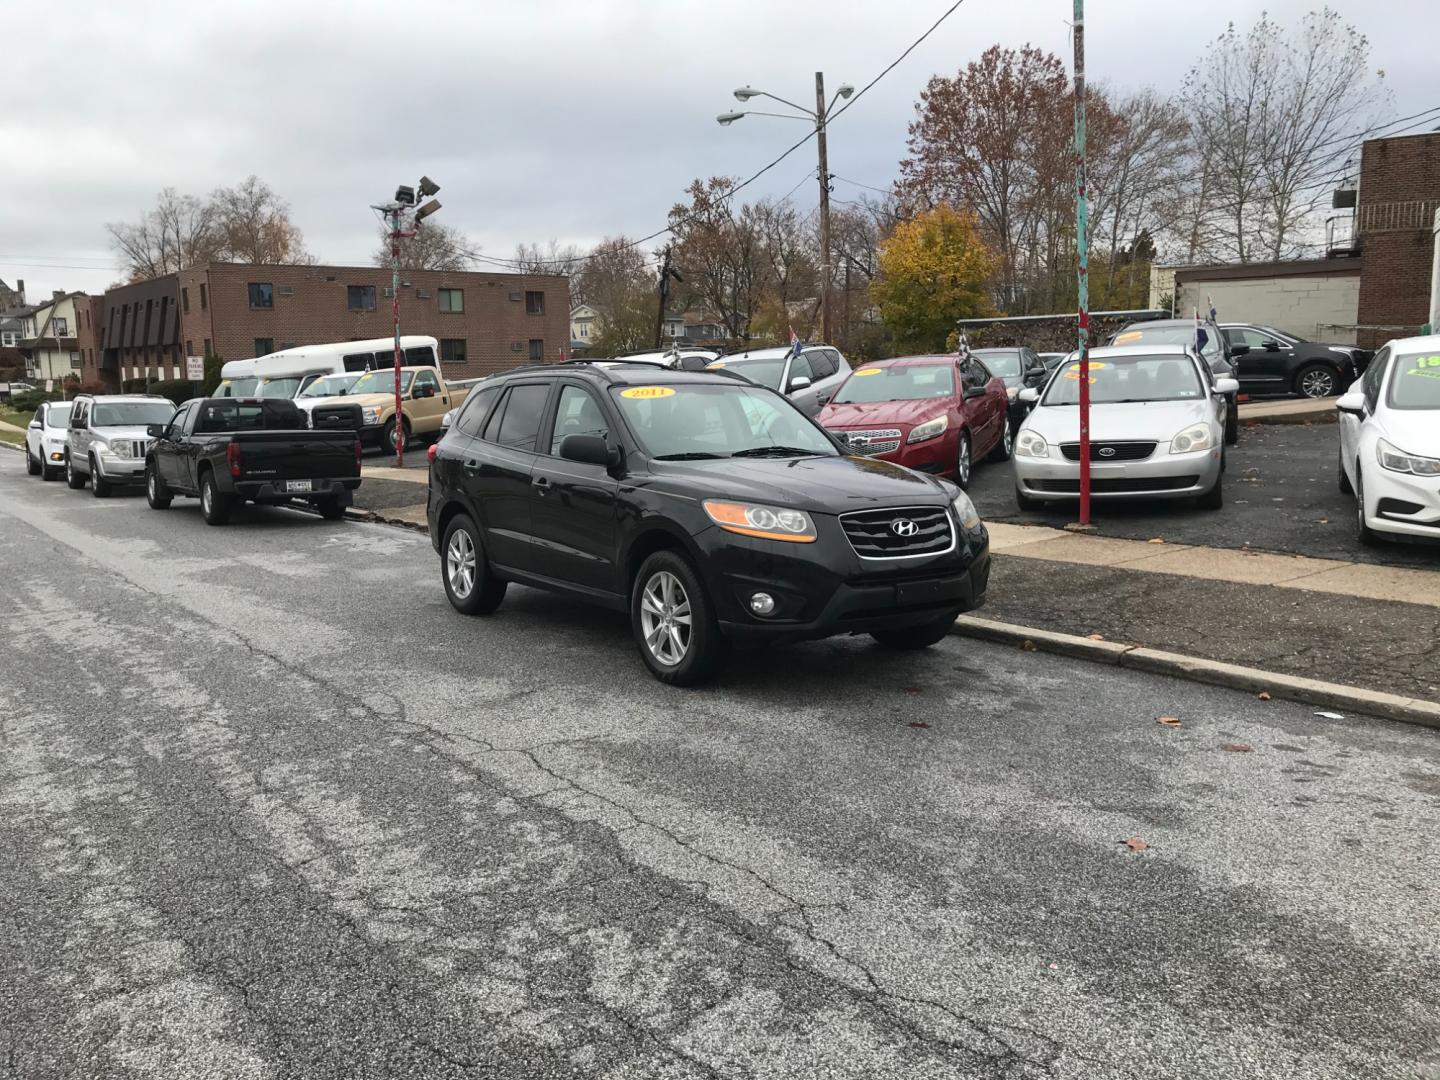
[65,394,177,496]
[707,343,852,416]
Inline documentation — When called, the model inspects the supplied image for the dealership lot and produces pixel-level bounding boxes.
[3,450,1439,1079]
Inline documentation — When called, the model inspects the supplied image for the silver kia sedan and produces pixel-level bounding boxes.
[1012,344,1238,511]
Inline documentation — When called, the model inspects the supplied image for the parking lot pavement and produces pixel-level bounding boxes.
[971,421,1440,569]
[3,451,1439,1079]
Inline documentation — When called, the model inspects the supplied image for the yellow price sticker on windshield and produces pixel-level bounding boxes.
[1404,355,1440,378]
[620,386,676,399]
[1063,361,1108,380]
[1113,331,1143,345]
[853,367,883,376]
[706,361,726,368]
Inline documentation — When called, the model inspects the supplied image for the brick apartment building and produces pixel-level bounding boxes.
[92,262,571,390]
[1353,131,1440,347]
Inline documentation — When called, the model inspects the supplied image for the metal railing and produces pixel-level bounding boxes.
[1355,200,1440,235]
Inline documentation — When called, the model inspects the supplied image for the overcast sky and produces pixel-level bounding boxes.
[0,0,1429,299]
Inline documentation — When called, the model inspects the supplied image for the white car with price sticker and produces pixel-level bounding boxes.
[1336,334,1440,544]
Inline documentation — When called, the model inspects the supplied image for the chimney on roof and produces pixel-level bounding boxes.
[15,279,23,303]
[52,289,65,302]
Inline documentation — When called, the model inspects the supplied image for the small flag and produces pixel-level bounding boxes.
[788,326,801,356]
[1207,294,1217,322]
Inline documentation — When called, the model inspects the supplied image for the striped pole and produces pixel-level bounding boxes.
[1073,0,1091,525]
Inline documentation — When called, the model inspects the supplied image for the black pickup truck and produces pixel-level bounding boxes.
[144,398,362,525]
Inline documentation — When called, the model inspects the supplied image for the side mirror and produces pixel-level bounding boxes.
[963,384,986,400]
[28,420,41,430]
[414,385,435,399]
[1017,387,1040,404]
[1263,341,1281,352]
[440,409,455,429]
[559,434,617,467]
[787,375,813,393]
[1214,377,1240,396]
[1229,344,1250,357]
[1024,368,1046,385]
[146,424,166,438]
[1336,391,1366,417]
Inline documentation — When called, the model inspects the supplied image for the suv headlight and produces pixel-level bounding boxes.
[1377,438,1440,476]
[951,489,981,529]
[362,407,380,424]
[100,440,127,458]
[906,414,948,444]
[1169,423,1214,455]
[703,500,817,543]
[1015,429,1048,458]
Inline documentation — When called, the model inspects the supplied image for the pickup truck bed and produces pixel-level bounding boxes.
[146,398,362,525]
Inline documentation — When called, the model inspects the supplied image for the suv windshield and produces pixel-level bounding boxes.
[973,351,1023,378]
[1388,353,1440,410]
[44,404,72,428]
[708,357,785,390]
[1113,324,1220,361]
[218,377,259,397]
[92,401,176,427]
[300,374,360,398]
[611,383,836,459]
[834,364,954,404]
[349,370,415,395]
[1043,354,1203,405]
[257,377,302,399]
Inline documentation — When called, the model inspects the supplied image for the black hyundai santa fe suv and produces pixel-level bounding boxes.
[427,363,990,685]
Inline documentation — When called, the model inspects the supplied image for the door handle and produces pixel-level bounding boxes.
[532,475,550,494]
[462,458,480,473]
[817,394,832,406]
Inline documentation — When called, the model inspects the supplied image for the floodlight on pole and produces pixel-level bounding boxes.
[836,83,855,99]
[414,198,442,223]
[394,185,416,206]
[716,112,745,126]
[417,175,440,198]
[733,86,760,101]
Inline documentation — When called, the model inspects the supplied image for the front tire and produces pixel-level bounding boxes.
[89,457,111,498]
[631,550,724,686]
[1295,363,1339,399]
[1338,445,1353,494]
[146,461,172,509]
[381,416,410,456]
[1224,397,1239,445]
[441,514,507,615]
[25,446,40,475]
[65,454,86,489]
[1354,465,1380,546]
[200,471,233,525]
[1014,486,1044,513]
[954,430,973,489]
[871,613,958,650]
[1196,469,1224,510]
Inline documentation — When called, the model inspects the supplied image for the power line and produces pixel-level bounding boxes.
[831,174,894,196]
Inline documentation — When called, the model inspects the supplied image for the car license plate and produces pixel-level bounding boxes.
[285,480,313,493]
[896,578,962,605]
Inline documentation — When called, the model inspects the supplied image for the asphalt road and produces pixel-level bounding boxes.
[970,420,1440,569]
[2,448,1439,1080]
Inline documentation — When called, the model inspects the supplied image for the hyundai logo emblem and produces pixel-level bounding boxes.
[891,519,919,537]
[1098,446,1117,458]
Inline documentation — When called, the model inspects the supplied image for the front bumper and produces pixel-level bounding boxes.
[830,427,958,477]
[1014,446,1222,500]
[696,511,989,643]
[1360,467,1440,539]
[94,455,148,483]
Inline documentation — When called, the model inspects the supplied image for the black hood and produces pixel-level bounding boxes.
[641,454,952,515]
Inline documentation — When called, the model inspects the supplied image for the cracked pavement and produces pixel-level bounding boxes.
[1,449,1439,1079]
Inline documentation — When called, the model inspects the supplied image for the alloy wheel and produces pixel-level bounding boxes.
[148,469,157,500]
[639,570,692,667]
[1002,422,1014,457]
[446,529,476,599]
[1300,369,1335,398]
[201,481,212,516]
[957,436,972,485]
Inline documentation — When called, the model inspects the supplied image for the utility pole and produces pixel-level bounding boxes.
[655,246,680,349]
[1073,0,1092,526]
[815,71,832,345]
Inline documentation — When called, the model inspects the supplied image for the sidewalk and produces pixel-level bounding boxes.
[1237,397,1335,425]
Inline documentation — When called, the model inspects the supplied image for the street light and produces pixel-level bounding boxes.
[717,72,848,345]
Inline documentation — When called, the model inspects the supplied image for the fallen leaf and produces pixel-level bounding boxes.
[1086,633,1106,641]
[1048,962,1059,970]
[1147,537,1165,545]
[1222,743,1253,753]
[903,687,923,695]
[1257,691,1272,701]
[1156,716,1181,727]
[1021,640,1037,652]
[1318,518,1329,525]
[908,721,931,729]
[1119,837,1149,852]
[1314,710,1345,720]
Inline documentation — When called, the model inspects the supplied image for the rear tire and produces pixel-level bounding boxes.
[1294,363,1339,399]
[871,613,958,650]
[200,470,233,525]
[89,457,111,498]
[146,461,172,509]
[315,497,346,521]
[65,454,86,489]
[25,446,40,475]
[441,513,507,615]
[987,418,1015,462]
[631,550,724,686]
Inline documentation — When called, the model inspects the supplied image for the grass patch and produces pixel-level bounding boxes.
[0,428,24,447]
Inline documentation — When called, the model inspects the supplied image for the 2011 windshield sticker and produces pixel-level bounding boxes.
[620,386,676,399]
[1403,355,1440,379]
[853,368,883,377]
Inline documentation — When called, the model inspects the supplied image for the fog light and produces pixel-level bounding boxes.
[50,452,64,461]
[749,592,776,616]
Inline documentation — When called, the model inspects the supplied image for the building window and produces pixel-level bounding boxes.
[254,338,274,357]
[53,317,69,335]
[578,323,590,338]
[528,338,544,362]
[347,285,376,311]
[70,351,80,369]
[186,340,194,355]
[440,338,467,364]
[248,282,273,309]
[525,291,545,315]
[438,288,464,313]
[181,287,190,313]
[200,284,208,310]
[203,338,212,356]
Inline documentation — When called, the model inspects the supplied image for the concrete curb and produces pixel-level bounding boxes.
[952,614,1440,730]
[0,441,22,454]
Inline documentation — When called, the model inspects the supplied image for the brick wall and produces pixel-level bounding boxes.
[75,295,113,390]
[198,263,571,374]
[1356,133,1440,347]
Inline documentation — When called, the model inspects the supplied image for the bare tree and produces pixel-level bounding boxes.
[106,188,220,282]
[668,177,769,340]
[510,240,585,278]
[374,221,475,271]
[1180,8,1389,262]
[211,175,311,265]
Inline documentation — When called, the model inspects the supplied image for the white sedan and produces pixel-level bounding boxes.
[1337,334,1440,544]
[24,400,72,481]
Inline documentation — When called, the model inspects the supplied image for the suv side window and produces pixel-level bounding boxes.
[807,349,837,380]
[788,353,814,386]
[549,386,609,455]
[455,386,500,438]
[1362,347,1390,411]
[70,400,87,428]
[489,383,550,452]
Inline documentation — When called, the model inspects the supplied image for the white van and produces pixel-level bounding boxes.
[216,336,440,399]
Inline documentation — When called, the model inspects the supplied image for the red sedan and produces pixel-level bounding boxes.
[816,354,1011,487]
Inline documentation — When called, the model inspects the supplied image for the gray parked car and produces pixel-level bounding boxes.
[65,393,177,496]
[1012,344,1238,511]
[706,343,852,416]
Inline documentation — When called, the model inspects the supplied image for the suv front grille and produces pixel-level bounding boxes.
[1060,440,1156,462]
[840,506,953,559]
[126,440,151,458]
[838,428,902,457]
